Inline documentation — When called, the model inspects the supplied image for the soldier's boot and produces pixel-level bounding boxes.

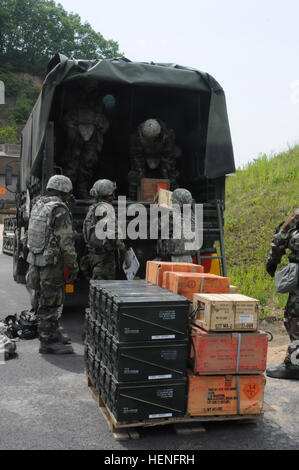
[266,363,299,379]
[39,341,74,355]
[267,340,299,379]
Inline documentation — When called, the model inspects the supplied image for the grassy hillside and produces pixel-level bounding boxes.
[224,146,299,316]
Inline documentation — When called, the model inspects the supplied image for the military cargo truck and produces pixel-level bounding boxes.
[9,53,235,287]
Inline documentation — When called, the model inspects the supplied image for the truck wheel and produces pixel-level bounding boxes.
[13,231,28,284]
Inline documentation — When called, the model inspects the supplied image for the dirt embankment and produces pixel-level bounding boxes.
[262,320,289,365]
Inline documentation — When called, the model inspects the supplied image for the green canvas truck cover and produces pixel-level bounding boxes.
[20,53,235,192]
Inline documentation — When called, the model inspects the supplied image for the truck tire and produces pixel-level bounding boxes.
[13,230,28,284]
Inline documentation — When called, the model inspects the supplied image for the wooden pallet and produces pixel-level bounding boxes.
[85,373,264,441]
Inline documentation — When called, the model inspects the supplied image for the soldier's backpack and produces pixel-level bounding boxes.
[27,196,68,255]
[83,202,115,248]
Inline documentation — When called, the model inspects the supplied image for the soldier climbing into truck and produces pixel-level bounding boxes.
[9,53,235,299]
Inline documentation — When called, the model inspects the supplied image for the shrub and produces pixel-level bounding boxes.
[0,124,20,144]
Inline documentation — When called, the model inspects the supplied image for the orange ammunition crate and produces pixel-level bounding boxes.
[193,293,259,332]
[187,373,265,416]
[162,272,230,301]
[146,261,204,287]
[137,178,170,202]
[189,325,268,375]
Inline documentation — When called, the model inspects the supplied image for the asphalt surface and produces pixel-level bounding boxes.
[1,249,299,452]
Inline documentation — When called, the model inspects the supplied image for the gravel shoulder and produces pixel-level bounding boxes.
[261,320,289,365]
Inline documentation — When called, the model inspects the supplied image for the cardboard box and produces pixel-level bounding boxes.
[187,373,265,416]
[189,324,268,374]
[154,187,173,208]
[146,261,204,287]
[192,293,259,332]
[137,178,170,202]
[163,272,230,301]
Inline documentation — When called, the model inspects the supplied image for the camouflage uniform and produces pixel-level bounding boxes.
[266,209,299,377]
[63,103,109,199]
[26,176,78,346]
[157,188,197,263]
[128,119,180,199]
[83,180,126,280]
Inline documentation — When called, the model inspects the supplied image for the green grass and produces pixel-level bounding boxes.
[224,146,299,312]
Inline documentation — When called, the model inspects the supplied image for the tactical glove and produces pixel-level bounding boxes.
[266,260,277,278]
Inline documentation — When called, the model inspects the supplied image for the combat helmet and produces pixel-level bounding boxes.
[172,188,193,206]
[139,119,161,140]
[46,175,73,193]
[90,179,116,199]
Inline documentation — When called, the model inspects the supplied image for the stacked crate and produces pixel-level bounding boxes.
[146,262,268,418]
[188,293,267,416]
[146,261,204,287]
[85,280,191,423]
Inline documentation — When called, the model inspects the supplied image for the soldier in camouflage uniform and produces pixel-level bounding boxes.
[157,188,197,263]
[26,175,79,354]
[62,89,109,199]
[83,179,127,280]
[128,118,181,199]
[266,208,299,379]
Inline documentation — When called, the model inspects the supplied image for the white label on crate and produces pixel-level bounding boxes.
[148,374,172,380]
[124,328,140,335]
[151,335,176,340]
[157,388,174,398]
[149,413,173,419]
[124,368,139,375]
[159,310,176,320]
[161,350,177,360]
[238,314,254,324]
[123,408,138,414]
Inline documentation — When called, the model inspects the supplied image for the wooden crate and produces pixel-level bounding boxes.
[189,324,268,375]
[192,293,259,332]
[154,187,173,208]
[230,285,239,293]
[137,178,170,202]
[85,372,262,440]
[187,373,266,417]
[146,260,204,287]
[163,272,230,301]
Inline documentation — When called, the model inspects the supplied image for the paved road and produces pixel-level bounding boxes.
[0,252,299,451]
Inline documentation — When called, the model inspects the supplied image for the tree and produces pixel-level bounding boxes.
[0,0,122,76]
